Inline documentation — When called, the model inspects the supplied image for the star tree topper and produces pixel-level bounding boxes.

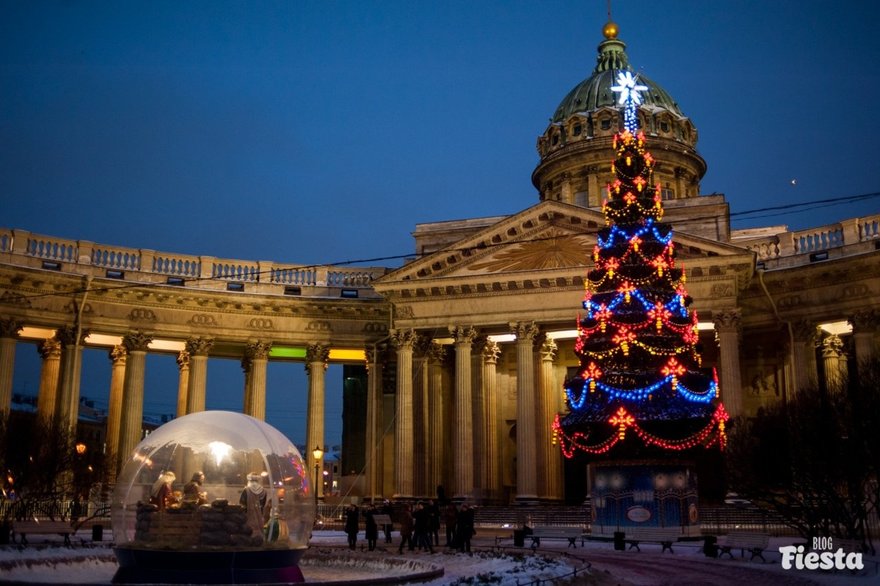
[611,70,648,133]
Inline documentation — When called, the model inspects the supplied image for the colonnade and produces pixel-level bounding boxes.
[0,321,337,499]
[0,306,877,502]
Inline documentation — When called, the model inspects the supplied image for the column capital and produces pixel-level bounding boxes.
[539,335,558,361]
[123,331,153,352]
[109,344,127,365]
[849,309,880,334]
[37,337,62,359]
[821,334,845,358]
[185,336,214,356]
[0,318,22,339]
[414,335,434,357]
[449,325,478,346]
[176,349,190,369]
[390,328,419,349]
[481,339,501,364]
[428,341,447,363]
[712,309,741,333]
[511,321,539,344]
[305,342,330,367]
[56,325,90,347]
[245,340,273,360]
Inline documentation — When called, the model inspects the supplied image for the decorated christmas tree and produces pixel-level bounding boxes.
[552,71,728,460]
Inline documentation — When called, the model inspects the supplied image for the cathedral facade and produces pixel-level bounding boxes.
[1,23,878,504]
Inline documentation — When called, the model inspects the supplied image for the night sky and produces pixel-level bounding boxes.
[2,1,879,448]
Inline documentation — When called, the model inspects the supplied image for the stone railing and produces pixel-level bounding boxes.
[730,213,880,268]
[0,229,388,298]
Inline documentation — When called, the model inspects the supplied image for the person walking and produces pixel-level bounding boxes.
[397,504,414,554]
[344,503,360,550]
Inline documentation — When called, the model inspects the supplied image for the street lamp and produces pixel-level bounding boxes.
[312,446,323,510]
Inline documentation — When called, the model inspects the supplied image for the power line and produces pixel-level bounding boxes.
[4,190,878,304]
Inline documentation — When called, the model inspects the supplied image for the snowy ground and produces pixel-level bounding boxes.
[0,528,877,585]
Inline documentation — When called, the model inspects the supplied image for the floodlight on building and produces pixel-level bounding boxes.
[818,321,852,336]
[487,334,516,343]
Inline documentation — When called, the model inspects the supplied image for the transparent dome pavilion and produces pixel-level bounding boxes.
[111,411,314,553]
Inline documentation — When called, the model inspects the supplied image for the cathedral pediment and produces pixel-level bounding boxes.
[375,200,755,292]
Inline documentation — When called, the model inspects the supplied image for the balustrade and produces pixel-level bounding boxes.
[793,226,844,253]
[212,259,260,282]
[859,214,880,241]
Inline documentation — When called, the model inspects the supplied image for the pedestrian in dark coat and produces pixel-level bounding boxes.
[344,504,359,550]
[456,503,475,553]
[427,499,441,546]
[364,505,379,551]
[397,504,414,553]
[412,501,434,553]
[443,502,458,547]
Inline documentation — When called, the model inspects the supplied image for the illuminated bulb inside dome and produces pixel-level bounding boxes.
[209,441,233,466]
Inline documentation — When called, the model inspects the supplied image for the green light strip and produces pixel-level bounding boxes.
[269,346,307,359]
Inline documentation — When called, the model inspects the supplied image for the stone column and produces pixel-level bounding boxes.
[36,338,62,423]
[821,335,846,392]
[305,343,329,500]
[480,339,501,503]
[391,329,417,500]
[55,325,89,432]
[849,310,878,367]
[185,338,214,414]
[412,338,431,497]
[713,310,743,419]
[243,341,272,420]
[105,345,127,479]
[175,350,190,418]
[241,355,253,415]
[118,332,152,473]
[513,321,539,503]
[789,320,818,395]
[539,335,562,501]
[450,326,477,501]
[427,342,447,500]
[0,319,22,414]
[365,345,385,502]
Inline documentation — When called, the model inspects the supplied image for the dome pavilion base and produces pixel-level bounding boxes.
[112,546,306,584]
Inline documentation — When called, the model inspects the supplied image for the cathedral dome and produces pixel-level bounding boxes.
[550,54,683,125]
[533,22,705,208]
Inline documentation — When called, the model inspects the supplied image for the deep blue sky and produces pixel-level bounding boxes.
[3,1,880,448]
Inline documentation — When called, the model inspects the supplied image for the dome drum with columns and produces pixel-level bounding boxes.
[533,23,705,208]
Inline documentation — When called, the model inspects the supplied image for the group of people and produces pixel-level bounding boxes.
[149,470,209,511]
[343,500,393,551]
[343,499,476,554]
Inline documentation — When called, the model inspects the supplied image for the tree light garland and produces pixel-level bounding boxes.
[555,67,726,459]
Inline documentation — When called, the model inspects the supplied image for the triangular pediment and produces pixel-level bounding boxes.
[375,200,755,289]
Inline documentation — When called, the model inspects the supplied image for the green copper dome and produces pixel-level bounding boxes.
[550,32,683,124]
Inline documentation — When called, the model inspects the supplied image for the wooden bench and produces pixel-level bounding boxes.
[529,526,585,549]
[12,520,76,546]
[717,531,770,562]
[624,527,681,553]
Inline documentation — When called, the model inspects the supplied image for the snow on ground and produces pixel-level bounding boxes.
[0,529,877,585]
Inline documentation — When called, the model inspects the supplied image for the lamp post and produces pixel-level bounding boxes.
[312,446,323,510]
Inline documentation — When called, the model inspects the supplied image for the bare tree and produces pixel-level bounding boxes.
[726,358,880,554]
